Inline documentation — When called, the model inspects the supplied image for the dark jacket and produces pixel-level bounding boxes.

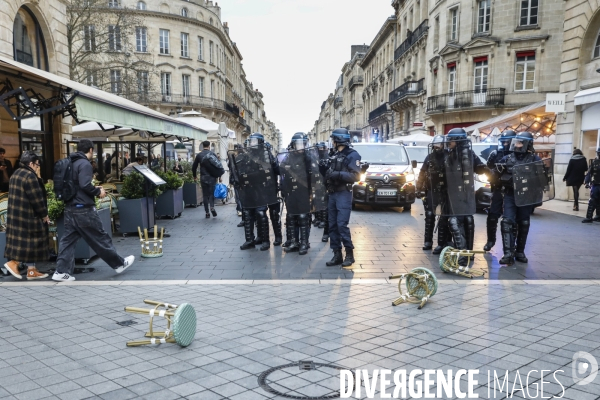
[69,152,100,206]
[563,154,587,186]
[192,149,221,184]
[4,165,49,262]
[0,158,13,186]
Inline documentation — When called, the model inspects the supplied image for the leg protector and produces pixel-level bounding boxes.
[499,218,515,265]
[269,207,282,246]
[321,209,329,242]
[514,219,530,263]
[318,210,327,229]
[483,216,498,251]
[423,211,434,250]
[298,214,309,255]
[433,216,449,255]
[283,215,299,253]
[258,209,270,251]
[464,215,475,251]
[240,209,255,250]
[254,216,262,245]
[448,216,467,266]
[282,214,293,248]
[583,199,595,222]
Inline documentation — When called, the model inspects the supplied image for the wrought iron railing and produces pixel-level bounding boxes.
[426,88,506,112]
[394,19,429,61]
[225,102,239,116]
[238,116,246,125]
[348,75,364,89]
[389,79,425,104]
[123,92,228,110]
[368,102,390,122]
[244,124,251,133]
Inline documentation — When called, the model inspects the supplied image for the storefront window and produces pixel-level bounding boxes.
[12,7,48,71]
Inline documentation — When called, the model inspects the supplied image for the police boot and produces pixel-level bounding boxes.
[326,249,343,267]
[483,216,498,251]
[312,212,320,227]
[422,211,434,250]
[240,210,255,250]
[318,210,327,229]
[499,219,515,265]
[432,217,448,255]
[283,216,299,253]
[448,217,467,266]
[298,216,310,255]
[514,220,530,263]
[259,210,270,251]
[464,215,475,251]
[321,211,329,242]
[270,208,282,246]
[342,248,355,267]
[237,209,245,227]
[254,217,263,245]
[582,201,595,223]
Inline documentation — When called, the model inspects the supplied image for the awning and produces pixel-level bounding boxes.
[574,87,600,106]
[0,55,206,141]
[464,101,546,133]
[72,122,168,142]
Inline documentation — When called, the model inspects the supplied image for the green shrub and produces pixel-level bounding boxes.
[45,183,64,222]
[121,171,162,199]
[156,170,184,191]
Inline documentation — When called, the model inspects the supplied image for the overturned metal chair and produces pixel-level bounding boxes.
[389,267,438,309]
[124,300,196,347]
[438,246,486,278]
[138,226,164,258]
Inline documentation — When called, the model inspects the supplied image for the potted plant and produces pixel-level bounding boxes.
[155,171,184,219]
[182,171,203,208]
[118,171,161,233]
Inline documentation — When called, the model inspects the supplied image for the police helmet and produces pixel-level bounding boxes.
[498,129,516,151]
[249,133,265,147]
[290,132,308,151]
[330,128,351,146]
[445,128,468,149]
[510,131,535,154]
[317,141,328,150]
[430,135,445,153]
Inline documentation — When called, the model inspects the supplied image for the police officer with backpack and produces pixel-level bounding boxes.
[192,140,225,219]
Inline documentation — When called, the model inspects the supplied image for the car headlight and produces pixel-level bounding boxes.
[405,173,415,182]
[476,174,489,183]
[360,173,366,182]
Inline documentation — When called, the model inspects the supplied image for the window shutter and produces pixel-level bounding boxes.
[447,62,456,68]
[516,51,535,58]
[473,56,488,63]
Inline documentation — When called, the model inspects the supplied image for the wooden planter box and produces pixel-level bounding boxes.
[156,188,184,219]
[56,207,112,264]
[183,183,203,207]
[118,197,155,234]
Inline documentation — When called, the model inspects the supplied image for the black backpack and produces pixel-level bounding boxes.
[53,158,77,202]
[201,153,225,178]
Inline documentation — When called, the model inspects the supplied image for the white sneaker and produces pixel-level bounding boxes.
[52,271,75,282]
[115,255,135,274]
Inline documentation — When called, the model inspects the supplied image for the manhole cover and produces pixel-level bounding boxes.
[258,361,353,399]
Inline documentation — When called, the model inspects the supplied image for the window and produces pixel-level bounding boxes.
[450,8,458,41]
[136,27,147,52]
[137,71,149,95]
[210,80,214,98]
[161,72,171,97]
[181,8,188,17]
[86,70,97,87]
[209,17,213,25]
[433,16,439,50]
[520,0,538,26]
[182,75,190,99]
[108,25,121,52]
[473,58,488,93]
[594,32,600,58]
[13,7,48,70]
[198,36,204,60]
[448,65,456,95]
[136,1,146,10]
[199,77,205,97]
[180,32,189,57]
[477,0,491,33]
[108,0,119,8]
[110,69,122,94]
[515,53,535,91]
[83,25,96,52]
[209,41,214,64]
[159,29,170,54]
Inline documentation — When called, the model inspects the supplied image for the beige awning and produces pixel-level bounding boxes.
[463,101,547,133]
[0,55,206,141]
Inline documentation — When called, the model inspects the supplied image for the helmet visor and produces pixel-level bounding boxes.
[498,137,513,151]
[249,138,260,147]
[292,139,306,151]
[509,138,529,153]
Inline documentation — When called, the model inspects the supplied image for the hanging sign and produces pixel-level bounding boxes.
[545,93,566,113]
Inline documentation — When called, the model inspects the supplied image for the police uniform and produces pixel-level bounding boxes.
[320,129,361,267]
[583,148,600,223]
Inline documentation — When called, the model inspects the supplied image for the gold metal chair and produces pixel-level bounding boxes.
[138,226,164,258]
[438,247,486,278]
[102,183,117,193]
[124,300,196,347]
[389,267,438,309]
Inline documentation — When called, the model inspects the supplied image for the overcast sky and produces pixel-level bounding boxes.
[218,0,394,145]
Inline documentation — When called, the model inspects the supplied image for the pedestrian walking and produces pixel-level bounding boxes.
[52,139,134,281]
[0,147,14,193]
[192,140,224,218]
[3,151,50,280]
[582,147,600,223]
[563,149,587,211]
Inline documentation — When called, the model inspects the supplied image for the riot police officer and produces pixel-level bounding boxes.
[483,130,516,251]
[497,132,542,264]
[444,128,489,266]
[582,147,600,223]
[316,141,330,242]
[416,135,450,253]
[320,128,362,267]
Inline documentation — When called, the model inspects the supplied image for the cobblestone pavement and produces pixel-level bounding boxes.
[1,281,599,399]
[4,200,597,282]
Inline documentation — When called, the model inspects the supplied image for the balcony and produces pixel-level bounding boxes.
[334,97,343,107]
[239,116,246,125]
[124,92,228,111]
[368,102,391,122]
[426,88,506,113]
[395,19,428,61]
[244,124,251,133]
[389,78,425,105]
[348,75,364,89]
[225,102,240,116]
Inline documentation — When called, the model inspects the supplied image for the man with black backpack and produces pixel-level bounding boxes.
[192,140,225,218]
[52,139,134,281]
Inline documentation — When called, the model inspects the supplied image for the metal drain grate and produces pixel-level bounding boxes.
[258,361,353,400]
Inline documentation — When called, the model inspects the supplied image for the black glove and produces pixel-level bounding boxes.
[326,170,340,181]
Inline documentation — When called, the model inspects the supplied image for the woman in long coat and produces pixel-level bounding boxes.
[563,149,588,211]
[3,151,50,279]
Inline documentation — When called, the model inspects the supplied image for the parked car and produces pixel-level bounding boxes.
[351,143,417,211]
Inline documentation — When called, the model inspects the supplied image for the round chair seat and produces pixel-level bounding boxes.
[172,303,196,347]
[406,267,438,299]
[438,246,453,272]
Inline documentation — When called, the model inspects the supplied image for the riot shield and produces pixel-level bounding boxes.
[513,159,553,207]
[441,148,476,216]
[277,149,311,215]
[307,147,327,212]
[228,144,278,208]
